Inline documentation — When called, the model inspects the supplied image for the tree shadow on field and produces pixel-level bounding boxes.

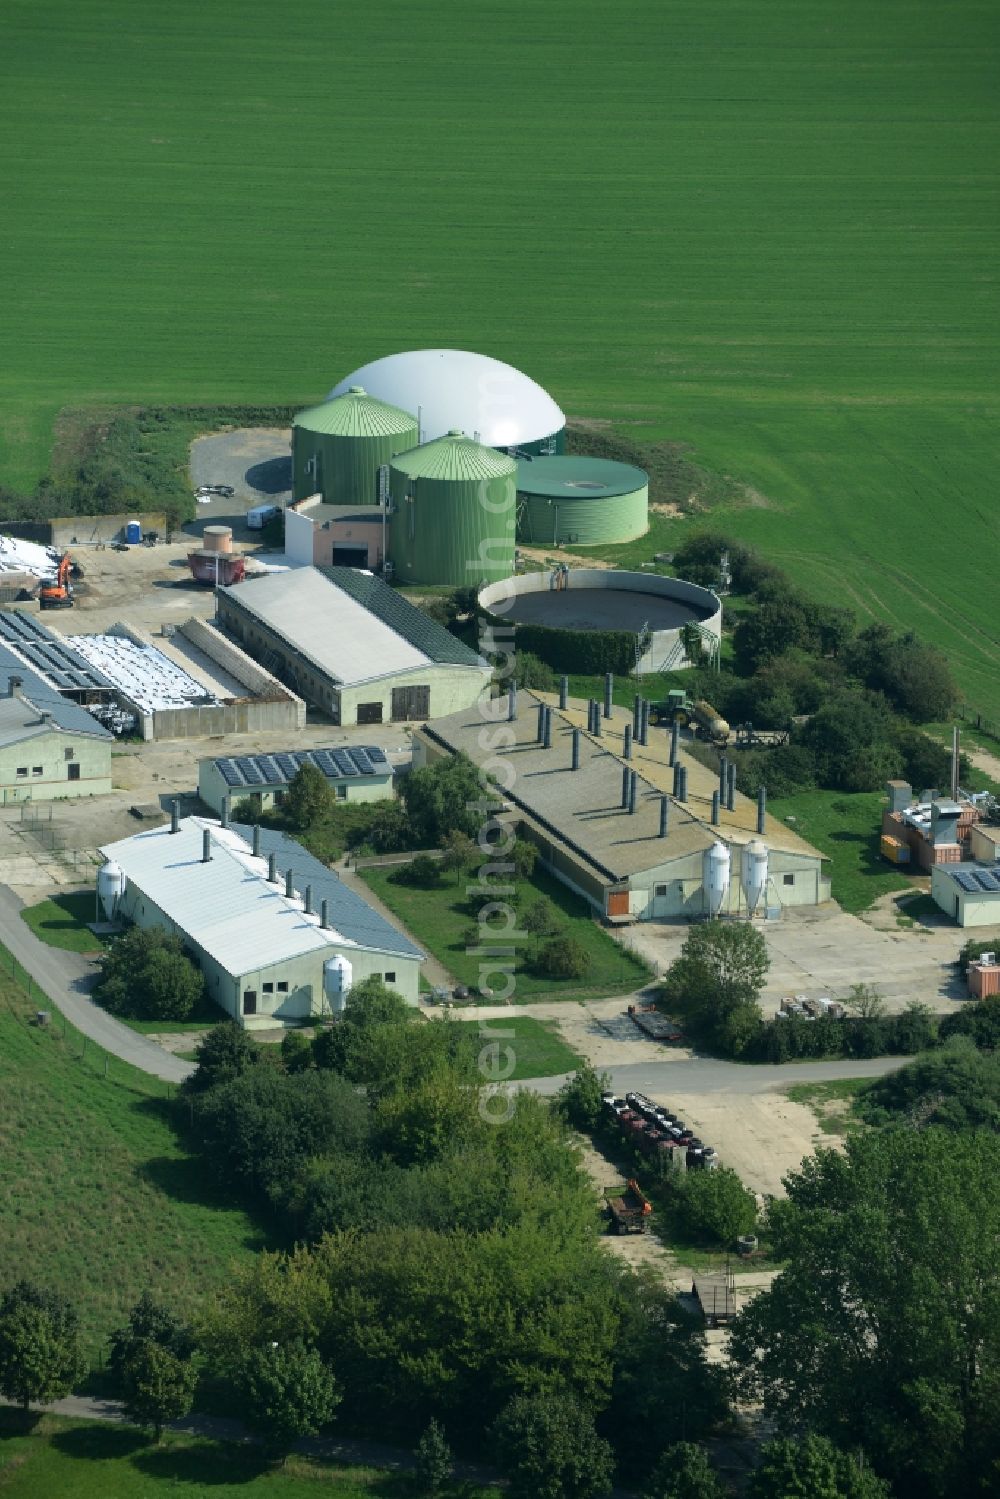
[51,1423,149,1462]
[132,1439,272,1486]
[827,828,888,877]
[245,456,291,494]
[136,1153,268,1249]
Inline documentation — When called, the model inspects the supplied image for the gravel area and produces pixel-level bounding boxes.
[186,427,292,538]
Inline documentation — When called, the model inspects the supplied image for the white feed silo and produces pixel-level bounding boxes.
[703,842,731,917]
[323,954,353,1017]
[96,860,126,921]
[741,840,769,916]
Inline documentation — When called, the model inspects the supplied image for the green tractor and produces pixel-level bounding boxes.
[651,689,730,745]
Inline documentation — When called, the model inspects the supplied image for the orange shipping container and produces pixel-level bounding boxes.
[968,963,1000,1000]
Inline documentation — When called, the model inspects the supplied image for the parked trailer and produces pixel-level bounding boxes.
[693,1273,735,1327]
[605,1179,652,1235]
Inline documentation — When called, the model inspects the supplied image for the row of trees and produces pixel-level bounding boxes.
[670,531,958,796]
[658,922,945,1063]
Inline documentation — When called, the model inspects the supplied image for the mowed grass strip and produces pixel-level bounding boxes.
[0,3,996,708]
[359,864,650,1001]
[767,789,915,915]
[0,1414,473,1499]
[0,979,264,1361]
[20,892,107,954]
[450,1015,583,1081]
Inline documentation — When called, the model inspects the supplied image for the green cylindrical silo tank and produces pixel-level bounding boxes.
[515,456,649,546]
[292,387,419,506]
[388,431,517,586]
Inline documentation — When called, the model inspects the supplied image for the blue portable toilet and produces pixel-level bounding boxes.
[125,520,142,544]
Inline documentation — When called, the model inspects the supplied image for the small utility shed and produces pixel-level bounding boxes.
[98,817,423,1025]
[931,862,1000,927]
[198,744,394,818]
[215,566,491,726]
[0,653,111,803]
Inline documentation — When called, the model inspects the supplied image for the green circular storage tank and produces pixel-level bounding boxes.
[515,455,649,546]
[388,431,517,587]
[292,387,419,506]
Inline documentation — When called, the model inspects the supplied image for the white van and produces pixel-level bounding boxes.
[246,503,281,531]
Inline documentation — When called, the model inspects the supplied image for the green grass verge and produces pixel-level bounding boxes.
[785,1077,869,1136]
[19,893,108,954]
[0,1414,491,1499]
[767,788,916,915]
[359,865,650,1002]
[0,968,265,1362]
[450,1015,583,1080]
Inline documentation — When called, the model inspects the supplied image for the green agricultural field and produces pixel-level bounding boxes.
[0,3,997,703]
[450,1015,583,1081]
[0,975,265,1362]
[360,864,650,1001]
[0,1415,472,1499]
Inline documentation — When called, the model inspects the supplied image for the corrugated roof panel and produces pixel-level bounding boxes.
[99,819,422,969]
[294,387,419,439]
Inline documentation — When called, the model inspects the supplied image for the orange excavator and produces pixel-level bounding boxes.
[39,553,74,611]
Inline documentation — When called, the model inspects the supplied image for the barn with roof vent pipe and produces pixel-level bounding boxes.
[197,744,394,819]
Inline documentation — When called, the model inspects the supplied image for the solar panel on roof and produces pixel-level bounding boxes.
[274,753,300,782]
[235,756,267,786]
[330,749,357,777]
[310,751,338,777]
[217,761,242,787]
[352,749,374,775]
[954,872,979,893]
[365,746,388,765]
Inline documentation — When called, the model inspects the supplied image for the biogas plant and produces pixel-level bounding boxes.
[286,348,718,671]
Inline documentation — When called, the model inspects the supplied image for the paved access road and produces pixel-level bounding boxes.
[0,884,193,1085]
[522,1054,904,1099]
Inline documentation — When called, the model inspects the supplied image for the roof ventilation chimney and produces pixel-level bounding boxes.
[719,756,728,802]
[659,796,669,838]
[542,706,552,749]
[632,694,641,738]
[202,828,212,862]
[252,824,261,858]
[623,724,632,761]
[320,898,329,930]
[621,764,630,809]
[628,770,637,815]
[268,852,278,883]
[304,884,313,916]
[508,683,517,722]
[285,869,295,899]
[727,761,737,812]
[669,718,679,768]
[560,675,569,711]
[170,800,180,835]
[220,802,229,830]
[537,702,546,743]
[571,727,580,770]
[8,674,22,697]
[757,785,767,835]
[638,699,649,746]
[678,766,688,803]
[672,762,681,798]
[711,790,720,826]
[604,673,613,719]
[951,725,960,801]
